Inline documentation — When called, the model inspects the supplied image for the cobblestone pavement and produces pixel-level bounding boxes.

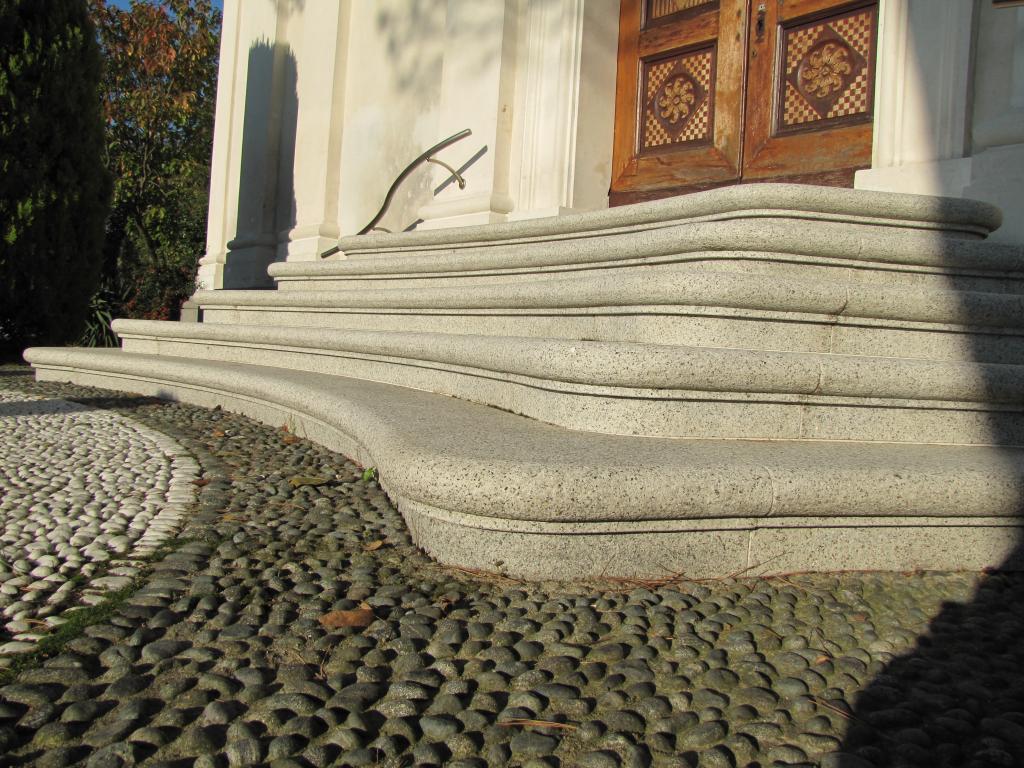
[0,386,199,656]
[0,367,1022,768]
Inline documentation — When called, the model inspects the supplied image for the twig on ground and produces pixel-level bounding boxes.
[768,574,812,593]
[497,718,577,731]
[444,564,525,585]
[810,696,900,744]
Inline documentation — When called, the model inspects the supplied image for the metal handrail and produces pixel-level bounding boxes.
[321,128,472,257]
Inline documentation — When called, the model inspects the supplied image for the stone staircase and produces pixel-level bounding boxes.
[26,184,1024,579]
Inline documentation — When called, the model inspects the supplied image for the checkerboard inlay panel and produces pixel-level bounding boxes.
[777,4,877,133]
[640,46,715,152]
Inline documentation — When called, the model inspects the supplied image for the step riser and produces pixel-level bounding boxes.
[203,268,1024,334]
[405,502,1023,580]
[120,336,1024,446]
[197,308,1024,365]
[274,255,1024,295]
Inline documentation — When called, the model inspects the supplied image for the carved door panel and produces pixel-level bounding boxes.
[742,0,877,185]
[611,0,878,204]
[611,0,747,202]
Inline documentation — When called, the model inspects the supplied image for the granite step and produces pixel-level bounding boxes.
[194,270,1024,364]
[270,220,1024,294]
[114,318,1024,445]
[25,184,1024,579]
[23,348,1024,579]
[268,184,1016,293]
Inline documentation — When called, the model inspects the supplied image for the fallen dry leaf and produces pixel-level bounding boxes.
[363,540,385,551]
[281,434,300,445]
[289,475,330,488]
[211,429,225,438]
[319,603,374,629]
[192,478,210,487]
[814,655,831,665]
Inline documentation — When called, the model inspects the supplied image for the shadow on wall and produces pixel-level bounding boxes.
[348,0,499,234]
[374,0,446,93]
[839,9,1024,766]
[222,40,297,289]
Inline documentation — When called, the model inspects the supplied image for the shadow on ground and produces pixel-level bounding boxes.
[840,14,1024,753]
[840,569,1024,768]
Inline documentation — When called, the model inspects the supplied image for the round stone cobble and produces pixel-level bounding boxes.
[0,369,1020,768]
[0,384,199,657]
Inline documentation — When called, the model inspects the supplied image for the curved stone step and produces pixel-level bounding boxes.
[270,184,1016,295]
[24,348,1024,579]
[114,319,1024,445]
[195,269,1024,364]
[330,182,1005,255]
[271,219,1024,294]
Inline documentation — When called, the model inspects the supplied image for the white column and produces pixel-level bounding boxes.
[416,0,618,230]
[416,0,520,229]
[507,0,618,220]
[196,0,245,290]
[196,0,295,289]
[276,3,351,262]
[854,0,976,197]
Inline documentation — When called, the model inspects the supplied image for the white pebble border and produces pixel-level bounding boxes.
[0,386,200,658]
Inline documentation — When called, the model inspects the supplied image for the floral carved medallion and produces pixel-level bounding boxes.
[779,5,876,131]
[798,42,853,98]
[640,46,714,151]
[788,32,864,119]
[658,76,696,124]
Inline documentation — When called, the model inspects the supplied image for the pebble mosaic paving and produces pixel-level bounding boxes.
[0,369,1022,768]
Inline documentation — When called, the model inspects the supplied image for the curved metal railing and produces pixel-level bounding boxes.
[321,128,472,257]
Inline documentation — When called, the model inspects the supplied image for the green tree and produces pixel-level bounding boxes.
[90,0,220,324]
[0,0,111,352]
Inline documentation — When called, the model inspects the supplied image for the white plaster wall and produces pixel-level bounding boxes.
[972,3,1024,151]
[336,0,446,236]
[199,0,619,280]
[856,0,1024,245]
[963,3,1024,245]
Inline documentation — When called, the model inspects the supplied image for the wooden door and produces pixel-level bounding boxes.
[611,0,878,204]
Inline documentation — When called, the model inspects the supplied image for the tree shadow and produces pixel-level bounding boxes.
[0,400,92,418]
[838,224,1024,762]
[840,569,1024,767]
[839,8,1024,751]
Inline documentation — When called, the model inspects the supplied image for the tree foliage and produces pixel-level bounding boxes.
[90,0,220,323]
[0,0,111,352]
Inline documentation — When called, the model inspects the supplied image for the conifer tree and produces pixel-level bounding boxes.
[0,0,111,352]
